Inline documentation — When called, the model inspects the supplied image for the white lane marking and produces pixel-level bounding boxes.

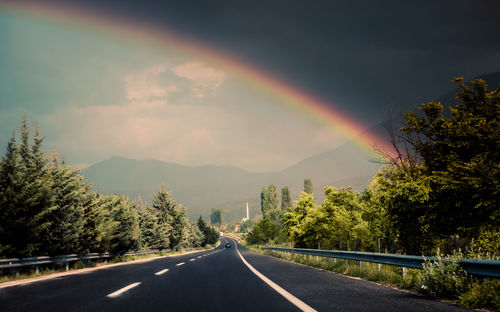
[154,269,169,275]
[233,240,317,312]
[176,262,185,266]
[197,256,202,259]
[189,258,195,262]
[106,282,141,298]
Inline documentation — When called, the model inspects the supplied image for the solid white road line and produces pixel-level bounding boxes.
[106,282,141,298]
[176,262,185,266]
[154,269,169,276]
[233,240,317,312]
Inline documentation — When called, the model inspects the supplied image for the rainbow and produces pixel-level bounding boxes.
[0,1,393,158]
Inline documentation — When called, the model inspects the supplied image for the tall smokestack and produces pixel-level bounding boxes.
[246,202,249,220]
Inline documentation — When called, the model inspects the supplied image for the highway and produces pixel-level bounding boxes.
[0,238,468,311]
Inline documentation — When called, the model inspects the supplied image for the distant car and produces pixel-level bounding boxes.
[225,243,231,248]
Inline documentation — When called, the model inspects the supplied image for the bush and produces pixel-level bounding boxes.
[417,255,468,299]
[246,219,279,245]
[460,279,500,311]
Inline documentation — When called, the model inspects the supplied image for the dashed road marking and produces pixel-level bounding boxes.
[189,258,195,262]
[106,282,141,298]
[176,262,185,266]
[154,269,169,276]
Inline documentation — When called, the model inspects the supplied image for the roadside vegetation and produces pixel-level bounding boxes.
[0,115,219,262]
[246,77,500,311]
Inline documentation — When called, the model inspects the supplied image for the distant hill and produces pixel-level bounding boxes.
[82,140,383,223]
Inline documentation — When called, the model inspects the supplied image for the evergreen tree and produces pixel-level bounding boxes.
[79,191,100,254]
[96,194,139,253]
[151,184,174,250]
[0,134,23,256]
[260,184,278,217]
[169,204,187,250]
[182,223,203,247]
[260,187,267,215]
[196,216,208,246]
[40,153,86,255]
[138,205,159,249]
[151,184,187,250]
[281,186,292,211]
[304,178,313,194]
[20,122,56,256]
[210,207,223,227]
[267,185,279,211]
[0,117,56,257]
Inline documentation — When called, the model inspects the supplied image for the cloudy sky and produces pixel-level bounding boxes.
[0,0,499,172]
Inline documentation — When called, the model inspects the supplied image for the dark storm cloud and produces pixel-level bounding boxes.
[36,0,500,124]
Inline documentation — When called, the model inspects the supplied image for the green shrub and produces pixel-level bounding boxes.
[73,260,96,270]
[460,279,500,311]
[417,255,468,299]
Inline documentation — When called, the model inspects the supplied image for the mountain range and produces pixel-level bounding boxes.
[82,139,383,223]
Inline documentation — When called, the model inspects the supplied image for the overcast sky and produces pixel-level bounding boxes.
[0,0,499,172]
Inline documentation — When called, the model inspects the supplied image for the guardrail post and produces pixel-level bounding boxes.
[402,267,407,278]
[35,265,39,274]
[65,262,69,271]
[378,263,382,273]
[360,261,363,269]
[334,258,337,264]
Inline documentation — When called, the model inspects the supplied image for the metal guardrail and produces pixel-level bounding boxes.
[0,249,166,273]
[262,247,500,278]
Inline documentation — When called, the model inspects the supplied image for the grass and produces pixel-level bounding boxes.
[252,247,420,290]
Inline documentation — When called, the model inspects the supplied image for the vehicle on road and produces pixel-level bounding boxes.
[225,243,231,248]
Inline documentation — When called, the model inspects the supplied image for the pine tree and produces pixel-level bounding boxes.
[138,204,159,249]
[0,133,23,256]
[281,186,292,211]
[40,152,85,255]
[152,184,185,250]
[260,185,278,217]
[0,118,56,257]
[304,179,313,194]
[210,207,223,227]
[22,124,56,256]
[96,194,139,253]
[260,187,267,216]
[169,204,187,250]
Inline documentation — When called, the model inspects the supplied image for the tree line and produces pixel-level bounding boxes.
[248,78,499,256]
[0,115,218,258]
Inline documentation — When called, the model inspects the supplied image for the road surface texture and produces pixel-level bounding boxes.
[0,238,468,311]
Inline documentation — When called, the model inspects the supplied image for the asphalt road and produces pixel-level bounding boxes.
[0,238,468,312]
